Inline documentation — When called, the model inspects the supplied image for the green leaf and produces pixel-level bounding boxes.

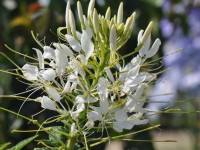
[10,135,38,150]
[0,142,11,150]
[48,126,68,145]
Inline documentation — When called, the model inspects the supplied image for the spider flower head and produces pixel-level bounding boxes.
[21,0,161,134]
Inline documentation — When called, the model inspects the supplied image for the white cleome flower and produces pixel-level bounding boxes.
[22,64,38,81]
[113,110,149,132]
[45,87,61,102]
[36,96,57,111]
[71,102,85,120]
[22,64,56,82]
[125,83,147,113]
[138,30,161,59]
[18,0,163,135]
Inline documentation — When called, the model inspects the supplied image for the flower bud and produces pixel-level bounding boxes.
[87,0,95,18]
[77,1,85,30]
[36,96,57,111]
[124,12,136,33]
[69,10,77,37]
[93,8,99,33]
[110,25,117,51]
[65,1,71,33]
[117,2,123,23]
[105,7,111,20]
[145,38,161,58]
[140,21,154,44]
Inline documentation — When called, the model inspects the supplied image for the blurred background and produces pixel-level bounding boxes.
[0,0,200,149]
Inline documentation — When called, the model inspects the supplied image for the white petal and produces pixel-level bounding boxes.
[137,30,144,45]
[138,72,156,81]
[46,87,61,102]
[38,96,57,111]
[65,34,81,52]
[113,122,123,132]
[134,83,147,98]
[125,76,146,87]
[113,121,133,132]
[85,97,98,103]
[145,38,161,58]
[83,16,93,38]
[76,103,85,113]
[134,119,149,125]
[139,34,151,57]
[68,74,78,81]
[55,49,68,76]
[81,30,94,60]
[71,103,85,120]
[77,54,87,64]
[76,31,82,41]
[43,46,55,59]
[128,114,149,125]
[63,74,78,92]
[87,111,102,121]
[125,95,146,113]
[22,64,38,81]
[72,59,85,77]
[53,43,74,57]
[39,68,56,81]
[126,65,140,80]
[70,83,77,92]
[100,98,109,113]
[34,48,44,69]
[115,109,127,122]
[122,85,137,95]
[131,55,141,66]
[105,68,115,82]
[63,81,71,92]
[75,95,85,103]
[97,77,110,98]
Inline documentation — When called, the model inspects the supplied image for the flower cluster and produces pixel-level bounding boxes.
[21,0,161,137]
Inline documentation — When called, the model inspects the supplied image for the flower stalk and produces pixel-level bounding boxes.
[67,135,77,150]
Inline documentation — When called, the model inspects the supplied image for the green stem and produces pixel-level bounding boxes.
[67,135,77,150]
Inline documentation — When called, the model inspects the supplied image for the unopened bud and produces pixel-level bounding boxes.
[65,1,71,32]
[110,25,117,51]
[77,1,85,30]
[93,9,99,33]
[124,12,136,33]
[87,0,95,18]
[140,21,154,44]
[105,7,111,20]
[69,10,77,37]
[117,2,123,23]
